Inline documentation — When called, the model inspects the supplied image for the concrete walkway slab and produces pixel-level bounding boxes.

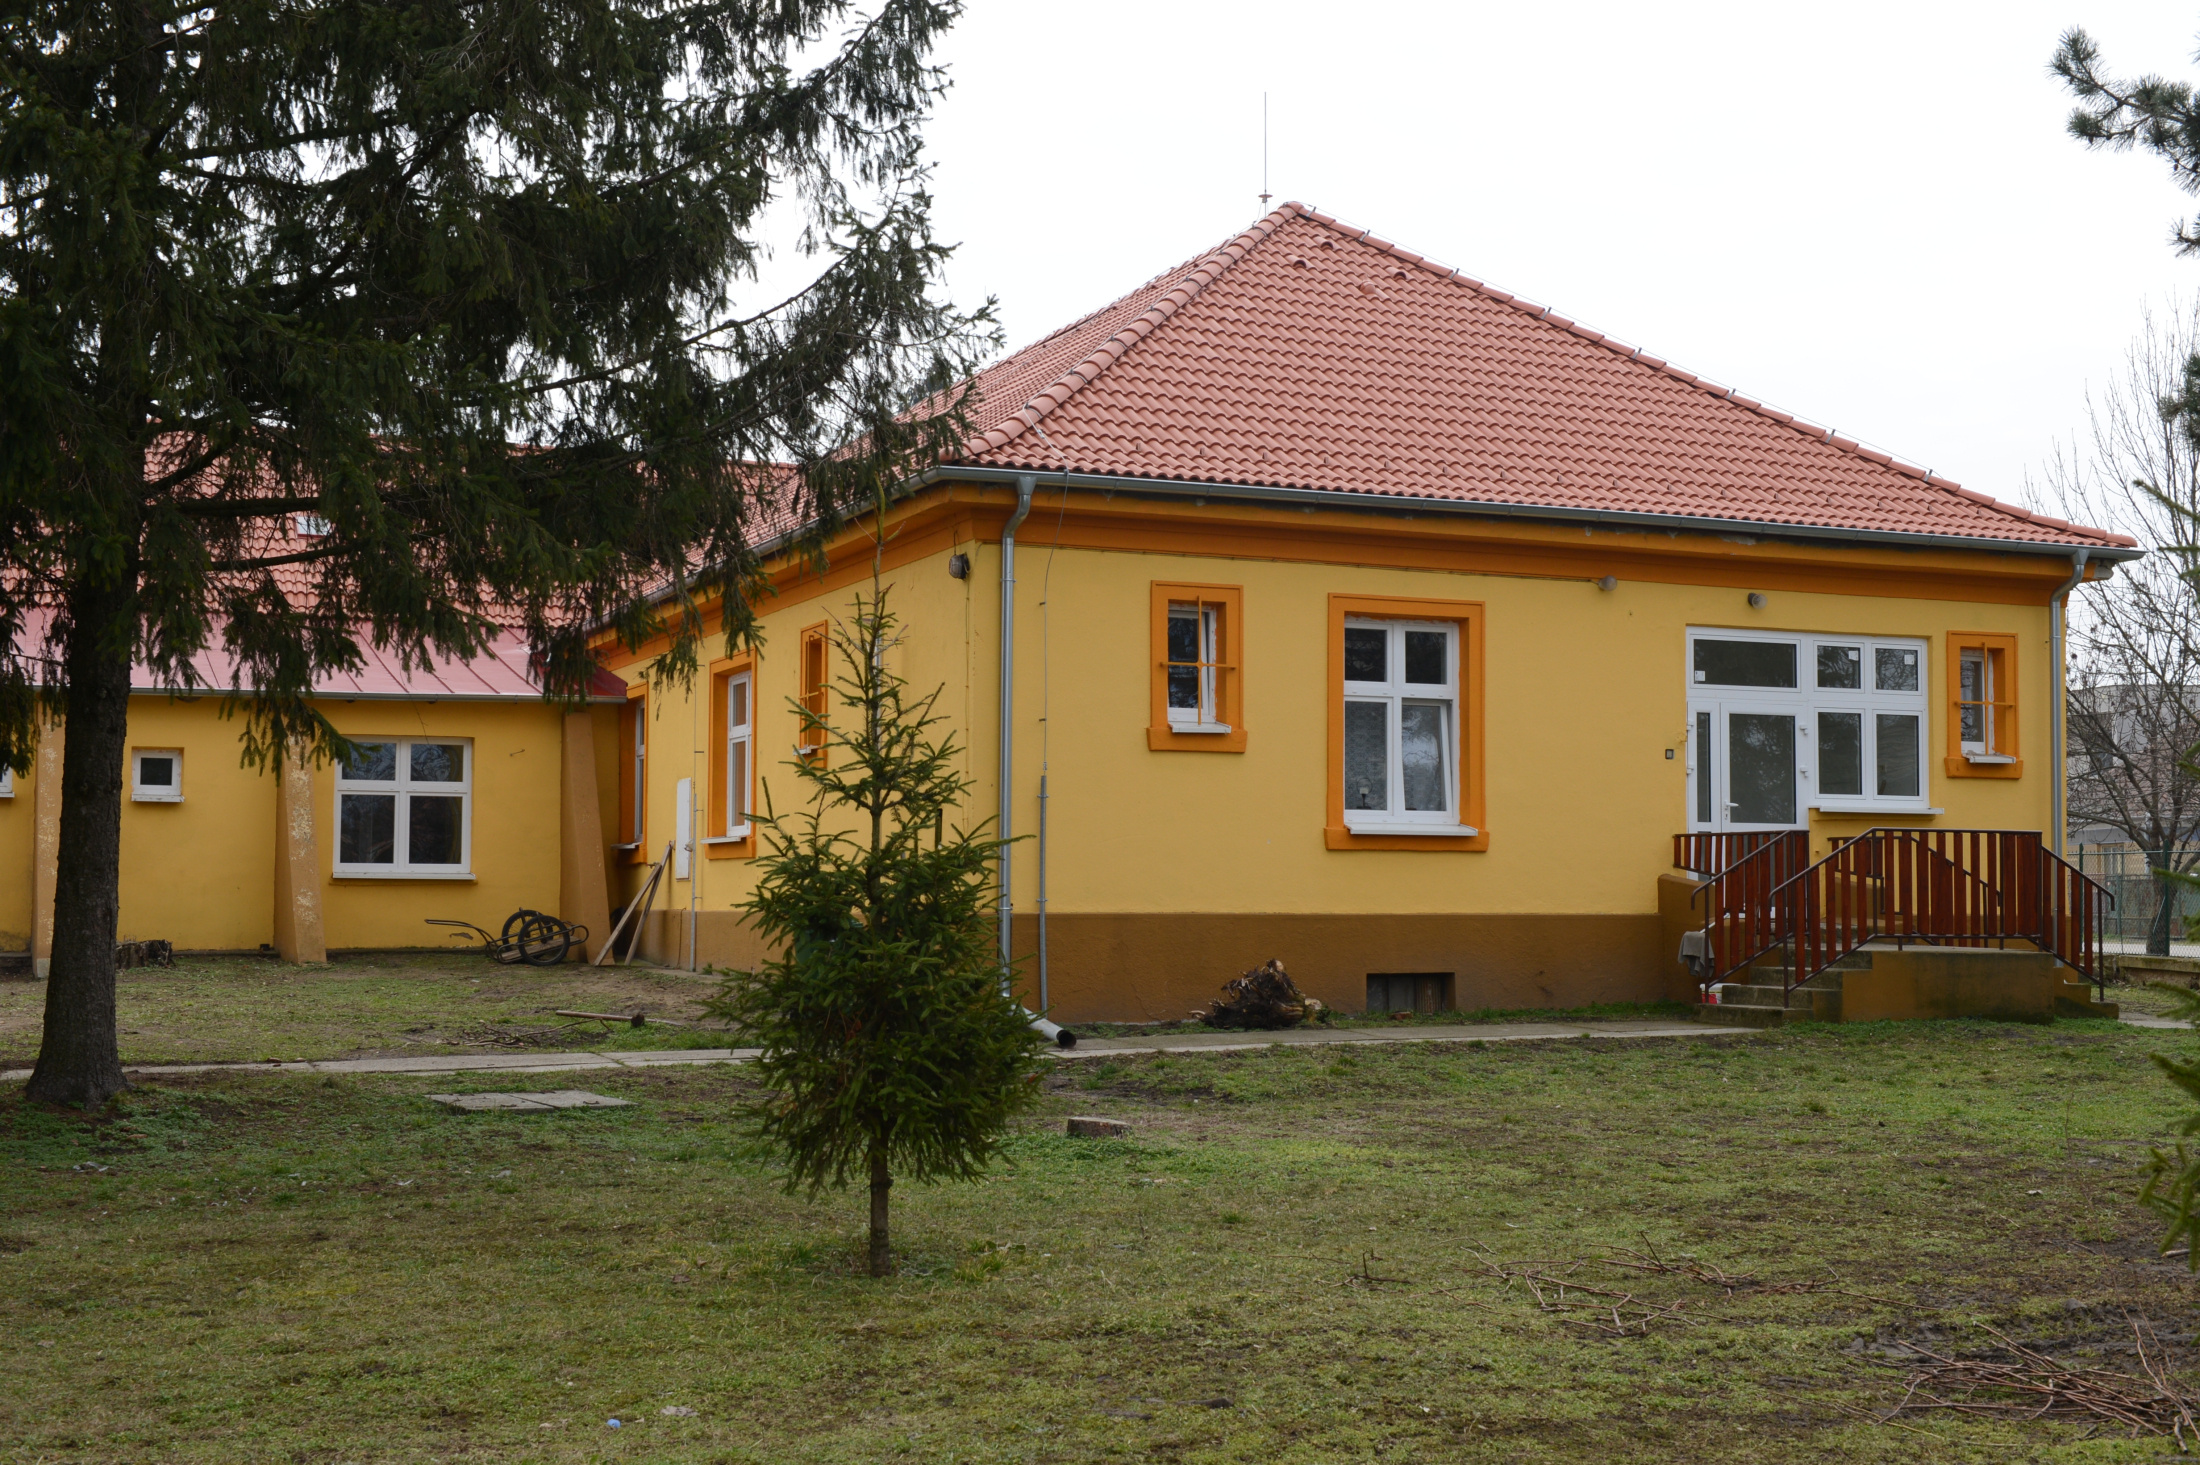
[430,1090,633,1111]
[2,1022,1746,1086]
[5,1012,2186,1087]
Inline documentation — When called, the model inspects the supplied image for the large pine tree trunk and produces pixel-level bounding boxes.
[25,557,139,1109]
[868,1142,892,1278]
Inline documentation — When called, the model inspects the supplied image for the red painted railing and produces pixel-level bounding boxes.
[1775,829,2112,996]
[1679,827,2114,999]
[1675,830,1813,981]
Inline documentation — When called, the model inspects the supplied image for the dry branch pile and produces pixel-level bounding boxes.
[1457,1248,1701,1337]
[1872,1320,2200,1446]
[1193,959,1326,1030]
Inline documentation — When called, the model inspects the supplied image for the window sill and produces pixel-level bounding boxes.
[1946,753,2023,778]
[1165,720,1233,735]
[332,869,477,881]
[1341,820,1481,837]
[1326,822,1488,851]
[703,834,750,845]
[1808,800,1943,816]
[132,794,183,804]
[612,841,641,851]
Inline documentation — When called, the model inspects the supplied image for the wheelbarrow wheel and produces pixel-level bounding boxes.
[501,909,573,967]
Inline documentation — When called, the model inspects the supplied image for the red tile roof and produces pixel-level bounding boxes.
[955,203,2134,553]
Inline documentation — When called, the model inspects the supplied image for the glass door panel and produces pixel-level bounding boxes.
[1725,709,1797,827]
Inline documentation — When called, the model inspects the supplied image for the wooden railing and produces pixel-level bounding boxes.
[1673,830,1806,878]
[1682,827,2114,1000]
[1676,830,1812,982]
[1774,829,2112,997]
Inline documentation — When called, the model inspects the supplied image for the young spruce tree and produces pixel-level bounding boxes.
[0,0,988,1107]
[707,583,1044,1277]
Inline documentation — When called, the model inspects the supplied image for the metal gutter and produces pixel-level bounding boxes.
[129,687,626,705]
[997,474,1035,973]
[911,464,2147,566]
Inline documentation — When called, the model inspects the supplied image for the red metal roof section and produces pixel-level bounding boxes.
[15,608,620,700]
[956,203,2134,551]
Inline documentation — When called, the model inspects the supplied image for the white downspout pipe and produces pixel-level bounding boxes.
[2048,548,2090,859]
[996,475,1073,1048]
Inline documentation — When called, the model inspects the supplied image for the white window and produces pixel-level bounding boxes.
[293,511,333,537]
[334,738,472,877]
[131,749,184,802]
[1341,618,1474,835]
[1166,602,1229,732]
[1687,629,1931,829]
[725,670,752,838]
[0,766,12,798]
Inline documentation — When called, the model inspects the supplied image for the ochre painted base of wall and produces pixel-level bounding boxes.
[1015,913,1666,1023]
[1838,947,2061,1023]
[616,909,1670,1023]
[1656,873,1707,1004]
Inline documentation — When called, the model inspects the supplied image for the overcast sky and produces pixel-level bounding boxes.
[899,1,2200,521]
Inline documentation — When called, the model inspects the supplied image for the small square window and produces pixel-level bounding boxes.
[1874,646,1920,693]
[0,765,13,798]
[132,749,184,802]
[293,512,333,537]
[1816,644,1862,690]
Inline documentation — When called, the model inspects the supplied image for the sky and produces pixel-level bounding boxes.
[888,0,2200,518]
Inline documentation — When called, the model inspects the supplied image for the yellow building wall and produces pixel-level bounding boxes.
[311,700,569,951]
[0,748,34,952]
[3,694,577,957]
[597,487,2073,1019]
[116,697,279,950]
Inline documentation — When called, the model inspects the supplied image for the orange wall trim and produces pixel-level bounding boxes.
[1148,581,1247,752]
[591,482,2100,671]
[1944,630,2023,779]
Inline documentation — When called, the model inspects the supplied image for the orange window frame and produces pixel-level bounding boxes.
[1945,631,2021,778]
[1325,593,1487,851]
[1148,582,1246,752]
[798,621,830,767]
[617,684,649,863]
[707,653,758,859]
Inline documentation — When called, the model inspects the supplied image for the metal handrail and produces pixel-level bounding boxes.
[1680,830,1812,985]
[1760,828,2115,1000]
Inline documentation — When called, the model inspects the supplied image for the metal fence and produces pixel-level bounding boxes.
[2070,844,2200,946]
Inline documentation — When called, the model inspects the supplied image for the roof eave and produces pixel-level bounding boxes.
[917,464,2146,565]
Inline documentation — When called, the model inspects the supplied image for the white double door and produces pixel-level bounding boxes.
[1690,699,1807,832]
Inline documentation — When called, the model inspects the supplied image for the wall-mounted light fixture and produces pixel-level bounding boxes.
[948,552,971,579]
[1747,592,1767,609]
[1595,575,1618,592]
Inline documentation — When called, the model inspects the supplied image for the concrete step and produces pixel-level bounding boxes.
[1716,983,1809,1008]
[2057,983,2120,1020]
[1692,1001,1805,1029]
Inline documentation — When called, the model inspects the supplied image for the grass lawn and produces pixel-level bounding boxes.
[5,981,2200,1461]
[0,955,733,1070]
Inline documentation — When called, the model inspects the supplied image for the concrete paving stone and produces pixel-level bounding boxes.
[429,1090,633,1111]
[1067,1116,1132,1138]
[603,1049,756,1066]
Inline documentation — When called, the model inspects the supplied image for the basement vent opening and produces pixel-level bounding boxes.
[1367,972,1453,1015]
